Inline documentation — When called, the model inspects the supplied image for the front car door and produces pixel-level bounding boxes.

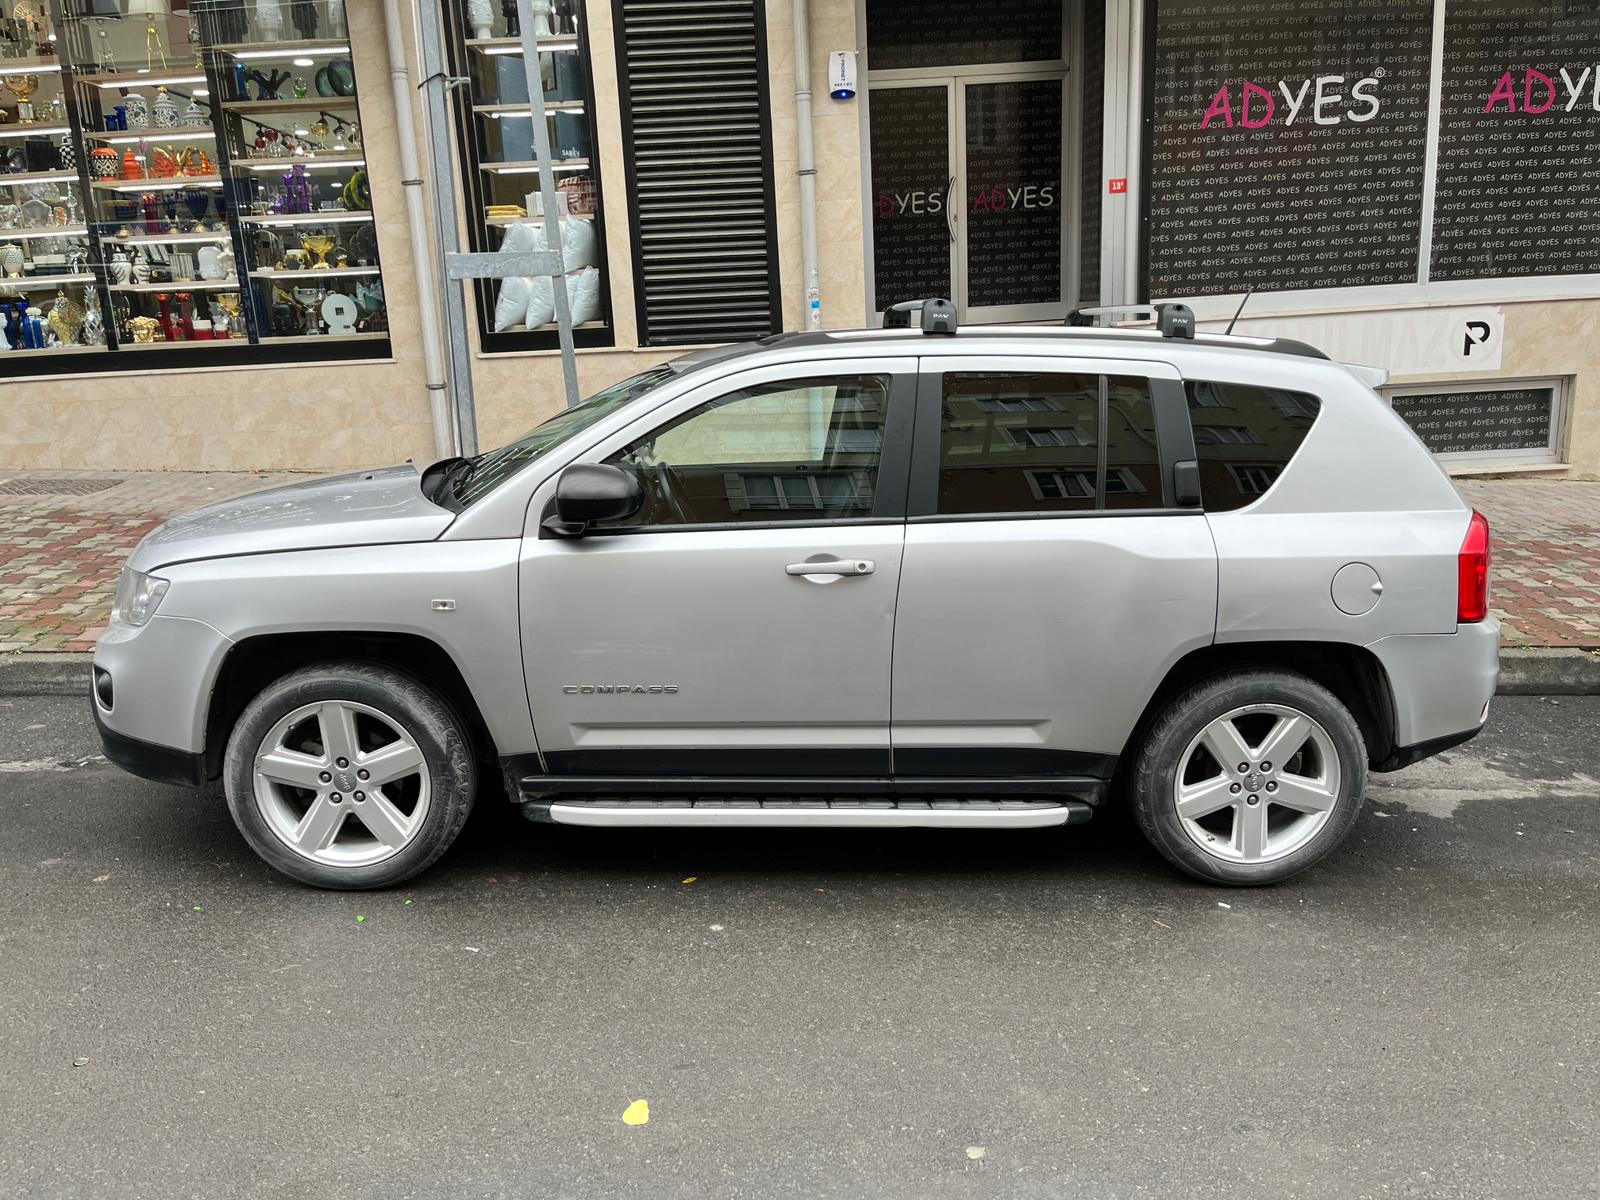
[890,354,1218,781]
[520,359,915,778]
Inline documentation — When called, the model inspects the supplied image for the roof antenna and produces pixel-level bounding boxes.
[1225,288,1253,336]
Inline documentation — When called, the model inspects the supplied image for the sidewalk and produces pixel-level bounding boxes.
[1,469,1597,653]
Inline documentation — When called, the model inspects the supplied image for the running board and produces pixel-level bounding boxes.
[525,797,1095,829]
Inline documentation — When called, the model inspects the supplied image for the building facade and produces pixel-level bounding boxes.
[2,0,1598,477]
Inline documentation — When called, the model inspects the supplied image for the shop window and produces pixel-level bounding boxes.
[1385,380,1565,467]
[1,0,392,370]
[865,0,1063,70]
[1432,4,1600,280]
[1146,0,1434,297]
[1187,380,1321,511]
[443,0,612,351]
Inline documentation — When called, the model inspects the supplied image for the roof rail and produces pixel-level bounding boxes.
[882,298,958,335]
[1067,302,1195,339]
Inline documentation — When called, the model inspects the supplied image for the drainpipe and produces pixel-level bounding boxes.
[383,0,455,457]
[792,0,821,330]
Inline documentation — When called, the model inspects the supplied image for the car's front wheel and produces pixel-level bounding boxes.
[223,661,477,889]
[1130,670,1367,885]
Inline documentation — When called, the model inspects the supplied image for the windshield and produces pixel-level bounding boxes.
[452,367,676,507]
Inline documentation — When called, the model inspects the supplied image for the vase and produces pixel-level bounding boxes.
[152,87,179,130]
[0,243,23,279]
[89,146,119,179]
[182,97,206,127]
[124,92,149,128]
[110,250,133,284]
[58,133,76,173]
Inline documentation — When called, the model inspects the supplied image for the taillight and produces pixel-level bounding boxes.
[1458,510,1490,623]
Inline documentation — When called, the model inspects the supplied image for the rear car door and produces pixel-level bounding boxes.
[520,359,915,777]
[890,355,1217,780]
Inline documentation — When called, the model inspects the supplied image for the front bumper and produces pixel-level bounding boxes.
[92,612,232,782]
[93,701,208,787]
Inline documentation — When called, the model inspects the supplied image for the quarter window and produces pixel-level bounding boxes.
[1188,381,1322,512]
[603,376,890,527]
[937,371,1160,514]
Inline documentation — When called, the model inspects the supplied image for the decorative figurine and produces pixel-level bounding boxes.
[253,0,284,42]
[467,0,492,39]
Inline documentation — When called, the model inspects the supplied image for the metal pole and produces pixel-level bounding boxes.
[792,0,821,330]
[515,0,581,409]
[414,0,479,454]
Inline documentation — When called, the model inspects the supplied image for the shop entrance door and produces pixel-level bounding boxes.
[868,73,1067,324]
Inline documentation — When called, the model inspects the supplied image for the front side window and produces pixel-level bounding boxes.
[603,376,890,527]
[937,371,1160,514]
[1187,380,1321,511]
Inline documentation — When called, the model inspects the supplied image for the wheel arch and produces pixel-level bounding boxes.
[202,630,497,781]
[1118,640,1398,777]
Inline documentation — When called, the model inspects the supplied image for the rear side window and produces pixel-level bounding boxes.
[1186,381,1321,512]
[938,372,1159,514]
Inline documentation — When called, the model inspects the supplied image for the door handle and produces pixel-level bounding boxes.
[946,175,957,243]
[786,558,875,577]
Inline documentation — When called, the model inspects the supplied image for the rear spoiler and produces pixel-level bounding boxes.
[1341,361,1390,389]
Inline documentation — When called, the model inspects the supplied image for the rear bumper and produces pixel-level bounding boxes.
[94,701,208,787]
[1367,619,1500,771]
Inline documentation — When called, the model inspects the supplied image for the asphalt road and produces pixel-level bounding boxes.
[1,694,1597,1200]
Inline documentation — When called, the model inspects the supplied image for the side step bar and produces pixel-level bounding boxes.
[526,797,1095,829]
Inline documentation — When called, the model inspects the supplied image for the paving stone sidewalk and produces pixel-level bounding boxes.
[1,469,1597,653]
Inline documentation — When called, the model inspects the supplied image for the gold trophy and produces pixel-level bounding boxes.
[299,233,335,269]
[3,74,41,124]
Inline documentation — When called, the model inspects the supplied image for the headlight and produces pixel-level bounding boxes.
[111,568,170,627]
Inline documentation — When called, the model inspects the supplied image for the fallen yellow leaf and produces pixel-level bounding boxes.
[622,1099,650,1126]
[681,876,698,884]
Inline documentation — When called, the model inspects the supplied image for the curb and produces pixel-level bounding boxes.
[5,647,1600,698]
[1494,646,1600,695]
[0,653,90,698]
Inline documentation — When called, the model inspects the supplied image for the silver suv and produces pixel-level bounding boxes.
[93,306,1499,889]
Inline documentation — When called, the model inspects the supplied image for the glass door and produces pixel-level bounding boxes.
[957,75,1066,324]
[867,71,1066,324]
[866,81,954,315]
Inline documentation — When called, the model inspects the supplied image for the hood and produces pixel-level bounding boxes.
[129,464,456,573]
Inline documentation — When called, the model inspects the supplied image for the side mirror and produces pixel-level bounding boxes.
[544,463,643,537]
[1173,459,1202,508]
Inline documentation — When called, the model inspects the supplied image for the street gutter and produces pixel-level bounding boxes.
[5,648,1599,699]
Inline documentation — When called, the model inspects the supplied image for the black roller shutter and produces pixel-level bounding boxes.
[615,0,784,345]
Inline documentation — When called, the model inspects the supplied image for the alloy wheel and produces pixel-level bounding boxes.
[252,699,432,868]
[1172,703,1342,865]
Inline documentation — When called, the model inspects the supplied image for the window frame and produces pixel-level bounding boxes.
[905,354,1195,521]
[1183,376,1324,513]
[537,358,920,537]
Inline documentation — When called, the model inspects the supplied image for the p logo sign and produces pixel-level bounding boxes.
[1463,320,1492,357]
[1447,309,1504,369]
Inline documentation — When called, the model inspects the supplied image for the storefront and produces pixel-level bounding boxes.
[3,0,1599,477]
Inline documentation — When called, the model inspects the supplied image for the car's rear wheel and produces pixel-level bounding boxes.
[223,661,476,889]
[1130,670,1366,885]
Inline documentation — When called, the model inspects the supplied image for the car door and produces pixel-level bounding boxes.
[520,359,915,778]
[890,355,1218,779]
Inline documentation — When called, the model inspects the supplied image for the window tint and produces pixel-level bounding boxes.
[937,372,1161,514]
[603,376,889,526]
[1104,375,1160,510]
[1187,381,1322,512]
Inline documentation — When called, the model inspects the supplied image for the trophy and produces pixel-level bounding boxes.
[3,73,39,123]
[299,232,334,268]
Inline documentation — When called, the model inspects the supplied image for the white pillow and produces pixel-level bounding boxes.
[493,277,533,332]
[568,267,600,324]
[561,217,596,269]
[500,221,538,254]
[525,274,555,328]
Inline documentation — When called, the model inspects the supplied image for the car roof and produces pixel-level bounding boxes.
[667,325,1331,376]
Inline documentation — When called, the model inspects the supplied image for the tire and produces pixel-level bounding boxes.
[1130,670,1366,886]
[223,661,477,890]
